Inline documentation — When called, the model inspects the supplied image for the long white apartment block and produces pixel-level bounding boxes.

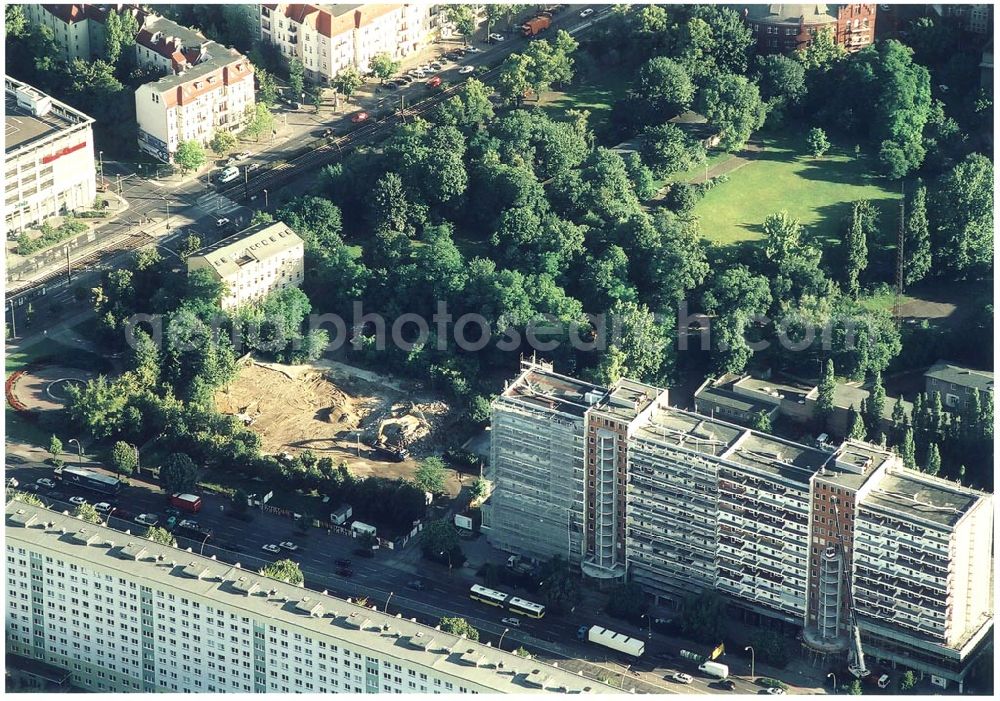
[5,501,613,694]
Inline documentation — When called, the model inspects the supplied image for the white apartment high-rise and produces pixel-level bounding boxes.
[486,360,994,691]
[4,76,96,233]
[5,501,613,694]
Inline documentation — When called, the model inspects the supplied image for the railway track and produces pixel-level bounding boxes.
[218,63,506,203]
[7,231,156,298]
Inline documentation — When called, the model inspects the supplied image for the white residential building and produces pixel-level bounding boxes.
[260,4,433,83]
[5,501,613,694]
[134,16,255,162]
[487,360,995,691]
[4,76,96,233]
[186,221,305,310]
[21,4,255,164]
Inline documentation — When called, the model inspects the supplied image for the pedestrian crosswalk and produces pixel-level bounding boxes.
[195,192,241,217]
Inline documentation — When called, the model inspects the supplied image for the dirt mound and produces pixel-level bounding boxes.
[215,361,378,453]
[360,400,451,455]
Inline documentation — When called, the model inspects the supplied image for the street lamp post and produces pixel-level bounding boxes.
[827,673,837,693]
[744,645,755,680]
[641,615,651,639]
[263,189,269,209]
[440,550,452,574]
[7,298,16,339]
[199,533,211,555]
[498,627,510,651]
[133,443,141,477]
[384,591,394,613]
[68,438,83,468]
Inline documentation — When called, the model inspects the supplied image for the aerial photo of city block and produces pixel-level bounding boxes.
[3,2,995,696]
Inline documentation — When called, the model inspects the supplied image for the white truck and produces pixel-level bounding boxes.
[698,661,729,679]
[351,521,377,537]
[578,625,645,658]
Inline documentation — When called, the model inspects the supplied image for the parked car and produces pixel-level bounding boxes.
[246,162,261,172]
[465,46,482,53]
[712,680,737,691]
[500,617,521,627]
[135,513,159,527]
[216,217,230,228]
[458,66,475,74]
[385,82,400,90]
[279,541,299,551]
[488,33,505,42]
[69,496,87,506]
[112,508,132,520]
[764,688,786,695]
[94,502,113,514]
[178,519,200,530]
[334,559,352,568]
[321,127,334,138]
[580,8,594,18]
[36,478,56,489]
[336,568,353,578]
[399,75,414,84]
[261,544,281,554]
[426,76,442,88]
[670,673,694,684]
[351,112,370,124]
[429,61,443,70]
[233,151,251,160]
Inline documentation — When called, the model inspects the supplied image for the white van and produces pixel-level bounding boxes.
[218,166,240,184]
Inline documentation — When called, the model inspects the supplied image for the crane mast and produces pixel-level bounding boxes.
[830,496,870,679]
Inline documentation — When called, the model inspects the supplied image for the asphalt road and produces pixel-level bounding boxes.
[7,454,820,696]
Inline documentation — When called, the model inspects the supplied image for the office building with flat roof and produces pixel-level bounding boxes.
[5,501,614,694]
[4,75,96,233]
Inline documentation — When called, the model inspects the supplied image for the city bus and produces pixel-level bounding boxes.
[469,585,509,608]
[507,596,546,619]
[60,467,122,496]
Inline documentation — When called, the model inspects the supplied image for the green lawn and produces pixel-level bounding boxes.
[690,132,902,248]
[537,66,631,126]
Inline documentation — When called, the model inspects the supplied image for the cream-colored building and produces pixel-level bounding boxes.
[22,5,254,164]
[260,4,433,84]
[187,222,305,309]
[134,16,255,163]
[5,501,614,693]
[4,76,96,233]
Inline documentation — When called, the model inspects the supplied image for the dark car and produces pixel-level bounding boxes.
[711,680,737,691]
[111,508,133,520]
[335,559,352,568]
[407,579,425,590]
[336,568,354,578]
[385,82,400,90]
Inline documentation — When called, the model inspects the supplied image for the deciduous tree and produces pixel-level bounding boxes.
[261,559,304,585]
[174,140,206,173]
[144,526,177,547]
[904,183,932,284]
[697,73,766,151]
[161,453,199,493]
[439,617,479,640]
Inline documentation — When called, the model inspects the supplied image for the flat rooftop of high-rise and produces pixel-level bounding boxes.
[633,404,745,458]
[589,378,663,422]
[815,439,899,491]
[501,362,607,418]
[726,431,832,484]
[862,468,987,528]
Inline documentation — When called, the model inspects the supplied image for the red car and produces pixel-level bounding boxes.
[351,112,369,124]
[426,76,442,88]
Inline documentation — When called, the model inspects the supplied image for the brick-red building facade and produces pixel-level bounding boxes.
[744,3,877,55]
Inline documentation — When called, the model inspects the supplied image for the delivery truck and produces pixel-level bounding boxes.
[698,661,729,679]
[577,625,645,658]
[170,493,202,513]
[522,15,551,36]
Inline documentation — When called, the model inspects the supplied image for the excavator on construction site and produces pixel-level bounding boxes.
[830,496,871,680]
